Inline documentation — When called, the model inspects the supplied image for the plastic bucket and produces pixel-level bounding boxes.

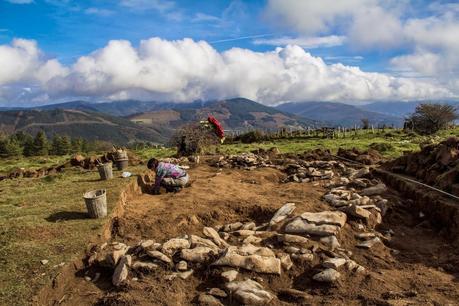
[97,163,113,180]
[83,189,107,218]
[115,159,129,171]
[115,151,128,160]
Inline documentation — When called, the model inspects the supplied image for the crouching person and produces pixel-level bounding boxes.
[147,158,189,194]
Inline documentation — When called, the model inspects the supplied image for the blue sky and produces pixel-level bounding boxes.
[0,0,458,106]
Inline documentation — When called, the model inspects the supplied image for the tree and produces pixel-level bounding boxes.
[71,137,84,153]
[405,103,458,135]
[23,137,35,157]
[361,118,370,130]
[33,131,49,156]
[50,135,72,155]
[0,136,22,157]
[171,123,220,156]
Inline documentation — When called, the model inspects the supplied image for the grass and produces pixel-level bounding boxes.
[217,128,459,158]
[0,155,70,173]
[0,165,144,305]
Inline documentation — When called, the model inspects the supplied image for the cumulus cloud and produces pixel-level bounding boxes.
[0,37,453,106]
[265,0,459,95]
[253,35,346,49]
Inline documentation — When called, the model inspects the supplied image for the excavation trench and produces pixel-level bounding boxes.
[37,164,459,306]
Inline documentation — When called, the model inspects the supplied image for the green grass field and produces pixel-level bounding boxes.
[0,166,143,305]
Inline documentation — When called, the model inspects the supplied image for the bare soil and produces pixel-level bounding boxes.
[38,164,459,306]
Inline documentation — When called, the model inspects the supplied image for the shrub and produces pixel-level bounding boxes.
[238,130,265,144]
[405,103,457,135]
[171,123,220,156]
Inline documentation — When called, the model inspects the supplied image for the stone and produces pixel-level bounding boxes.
[356,237,381,249]
[112,255,130,286]
[40,259,49,265]
[209,288,227,298]
[236,244,275,257]
[300,211,347,227]
[213,247,281,274]
[162,238,191,255]
[355,232,376,240]
[198,294,223,306]
[312,268,340,283]
[243,235,262,245]
[270,203,296,226]
[284,217,340,236]
[132,261,158,271]
[352,167,370,179]
[226,279,274,305]
[322,258,346,269]
[320,236,340,251]
[291,253,314,262]
[361,183,387,196]
[203,227,229,248]
[147,250,172,264]
[181,247,217,263]
[376,199,389,216]
[278,288,313,303]
[242,222,256,230]
[221,270,238,282]
[178,269,194,280]
[359,196,371,205]
[84,276,92,282]
[342,204,371,219]
[176,261,188,271]
[279,234,310,245]
[190,235,219,250]
[285,246,300,254]
[223,222,243,232]
[279,254,293,270]
[107,246,128,267]
[232,230,256,237]
[346,260,365,273]
[140,239,155,249]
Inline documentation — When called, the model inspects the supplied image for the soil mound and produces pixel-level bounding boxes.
[337,147,384,165]
[384,136,459,195]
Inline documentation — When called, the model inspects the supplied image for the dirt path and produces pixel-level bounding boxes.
[40,165,459,305]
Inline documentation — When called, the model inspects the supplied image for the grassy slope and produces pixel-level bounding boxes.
[218,128,459,158]
[0,166,143,305]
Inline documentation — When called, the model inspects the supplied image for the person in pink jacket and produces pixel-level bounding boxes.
[147,158,189,194]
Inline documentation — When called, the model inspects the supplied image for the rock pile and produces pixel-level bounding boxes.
[210,150,353,184]
[385,137,459,195]
[84,189,393,305]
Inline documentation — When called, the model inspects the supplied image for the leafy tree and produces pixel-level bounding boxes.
[23,136,35,157]
[405,103,458,135]
[33,131,49,156]
[0,136,23,157]
[71,137,84,153]
[50,135,72,155]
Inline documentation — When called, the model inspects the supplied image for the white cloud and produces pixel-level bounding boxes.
[264,0,459,95]
[192,13,221,23]
[5,0,33,3]
[120,0,175,12]
[0,38,453,106]
[253,35,346,49]
[84,8,114,17]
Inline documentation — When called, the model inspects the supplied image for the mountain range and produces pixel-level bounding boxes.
[0,98,456,144]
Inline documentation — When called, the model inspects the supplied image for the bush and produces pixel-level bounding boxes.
[405,103,458,135]
[238,130,265,144]
[369,142,394,153]
[171,123,220,156]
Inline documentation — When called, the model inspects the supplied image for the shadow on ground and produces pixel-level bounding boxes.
[46,211,89,222]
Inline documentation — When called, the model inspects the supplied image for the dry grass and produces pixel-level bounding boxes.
[0,166,143,305]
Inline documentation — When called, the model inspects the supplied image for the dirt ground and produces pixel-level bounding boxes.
[38,164,459,306]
